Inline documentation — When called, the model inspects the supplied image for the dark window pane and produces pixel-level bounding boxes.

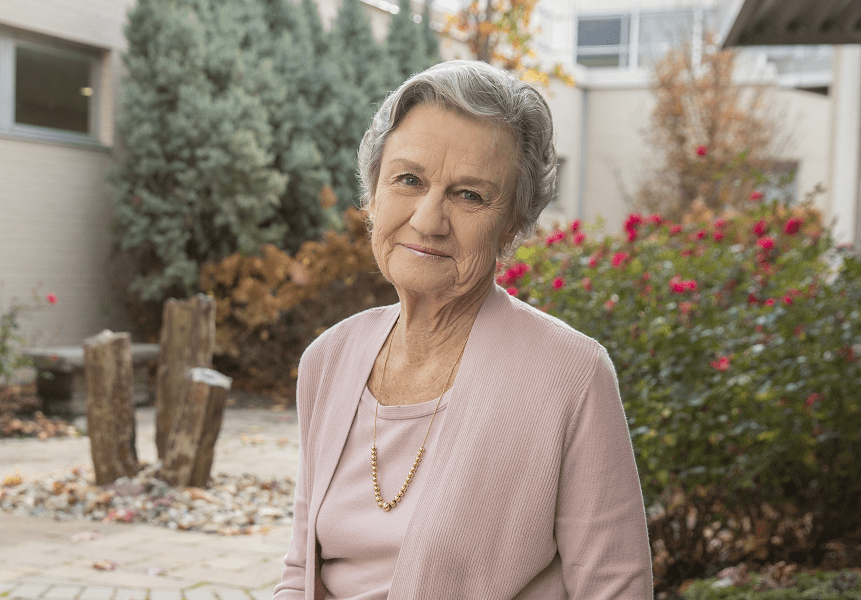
[15,45,91,134]
[578,18,623,46]
[577,54,622,67]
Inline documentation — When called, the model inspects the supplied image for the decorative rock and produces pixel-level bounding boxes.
[0,463,295,535]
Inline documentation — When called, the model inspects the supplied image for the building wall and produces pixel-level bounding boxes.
[0,0,135,352]
[570,80,833,236]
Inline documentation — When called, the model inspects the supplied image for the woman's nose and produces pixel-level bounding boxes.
[409,187,449,237]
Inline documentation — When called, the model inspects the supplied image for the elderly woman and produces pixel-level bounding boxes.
[273,60,652,600]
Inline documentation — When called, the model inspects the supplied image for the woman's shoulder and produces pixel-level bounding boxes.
[491,285,603,361]
[299,302,399,369]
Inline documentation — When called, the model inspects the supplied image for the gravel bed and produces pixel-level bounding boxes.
[1,463,296,535]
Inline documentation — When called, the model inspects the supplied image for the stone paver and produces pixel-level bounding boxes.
[149,589,182,600]
[43,585,84,598]
[0,406,297,600]
[182,587,219,600]
[112,588,147,600]
[212,588,252,600]
[248,588,273,600]
[77,585,116,600]
[6,584,51,598]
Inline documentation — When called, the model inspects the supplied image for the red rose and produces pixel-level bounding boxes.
[570,219,581,234]
[506,286,519,296]
[750,191,763,201]
[696,229,707,240]
[696,145,708,156]
[713,230,725,242]
[588,255,599,268]
[757,236,774,250]
[753,220,768,237]
[574,232,586,245]
[627,229,637,242]
[710,356,730,371]
[714,218,727,229]
[669,224,682,235]
[46,293,57,304]
[612,251,629,268]
[747,293,757,305]
[764,298,776,307]
[783,295,793,305]
[552,277,564,290]
[647,214,663,225]
[805,393,820,406]
[784,217,803,235]
[546,230,565,246]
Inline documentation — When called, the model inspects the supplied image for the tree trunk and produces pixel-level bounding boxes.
[155,294,215,460]
[159,367,232,487]
[83,330,140,485]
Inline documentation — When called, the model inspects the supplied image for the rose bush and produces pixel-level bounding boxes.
[499,200,861,533]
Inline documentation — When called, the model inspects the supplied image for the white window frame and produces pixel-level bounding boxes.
[575,14,630,69]
[0,28,105,149]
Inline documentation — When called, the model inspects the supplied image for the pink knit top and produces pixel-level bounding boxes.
[274,283,653,600]
[316,386,451,599]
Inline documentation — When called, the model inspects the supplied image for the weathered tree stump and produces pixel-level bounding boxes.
[156,294,215,460]
[83,330,140,485]
[159,367,232,487]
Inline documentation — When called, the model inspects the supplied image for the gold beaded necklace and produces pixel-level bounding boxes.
[372,316,468,511]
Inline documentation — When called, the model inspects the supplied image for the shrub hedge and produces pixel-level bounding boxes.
[500,200,861,587]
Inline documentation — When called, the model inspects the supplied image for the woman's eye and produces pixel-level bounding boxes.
[461,190,483,203]
[399,175,419,186]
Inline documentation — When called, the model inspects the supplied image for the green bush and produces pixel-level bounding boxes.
[683,570,861,599]
[500,200,861,525]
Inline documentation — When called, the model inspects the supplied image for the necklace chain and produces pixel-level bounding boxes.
[372,316,468,512]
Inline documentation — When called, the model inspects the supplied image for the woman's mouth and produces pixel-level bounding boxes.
[403,244,448,258]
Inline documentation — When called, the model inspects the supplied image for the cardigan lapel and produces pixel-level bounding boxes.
[389,284,511,596]
[307,303,401,563]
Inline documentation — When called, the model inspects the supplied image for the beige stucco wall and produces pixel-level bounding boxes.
[0,0,134,352]
[570,81,833,237]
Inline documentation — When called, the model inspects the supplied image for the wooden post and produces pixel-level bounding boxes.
[159,367,231,487]
[155,294,215,460]
[83,330,140,485]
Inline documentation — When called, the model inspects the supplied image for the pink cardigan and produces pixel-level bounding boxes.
[274,283,653,599]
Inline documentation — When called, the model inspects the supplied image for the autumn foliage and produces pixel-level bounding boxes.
[199,208,396,397]
[445,0,574,86]
[636,40,783,219]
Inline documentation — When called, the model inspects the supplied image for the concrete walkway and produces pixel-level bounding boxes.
[0,406,301,600]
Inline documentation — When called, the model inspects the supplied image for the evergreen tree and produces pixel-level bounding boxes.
[387,0,427,84]
[421,0,441,69]
[331,0,398,99]
[113,0,325,302]
[300,0,328,58]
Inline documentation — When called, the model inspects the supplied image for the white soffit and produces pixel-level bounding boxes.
[722,0,861,47]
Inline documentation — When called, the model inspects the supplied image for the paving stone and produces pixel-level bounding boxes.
[77,585,116,600]
[43,585,84,598]
[247,589,272,600]
[212,589,250,600]
[149,590,183,600]
[112,588,147,600]
[182,587,218,600]
[7,584,50,598]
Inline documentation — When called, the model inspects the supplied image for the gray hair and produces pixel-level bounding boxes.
[356,60,557,260]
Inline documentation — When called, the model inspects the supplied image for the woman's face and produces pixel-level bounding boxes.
[369,104,518,302]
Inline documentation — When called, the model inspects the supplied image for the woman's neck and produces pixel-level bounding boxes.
[390,274,493,370]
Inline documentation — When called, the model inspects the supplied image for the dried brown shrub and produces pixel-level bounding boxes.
[200,208,397,399]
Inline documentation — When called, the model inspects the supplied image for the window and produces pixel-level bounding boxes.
[0,30,102,146]
[576,16,629,68]
[575,8,708,70]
